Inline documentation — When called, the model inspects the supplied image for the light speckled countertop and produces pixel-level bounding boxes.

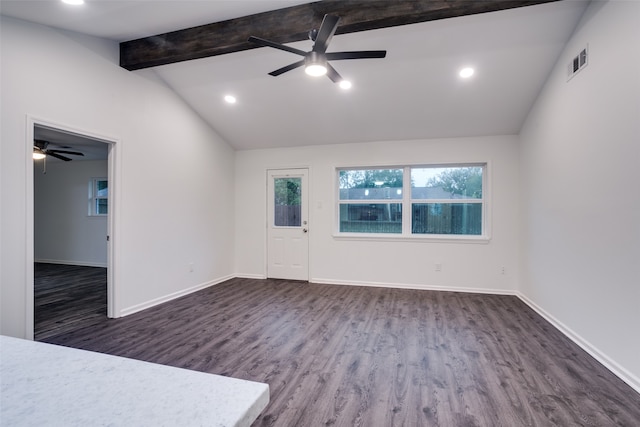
[0,335,269,426]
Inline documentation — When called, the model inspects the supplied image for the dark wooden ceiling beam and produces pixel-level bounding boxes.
[120,0,560,71]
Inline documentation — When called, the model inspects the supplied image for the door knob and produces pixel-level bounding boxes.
[303,228,308,233]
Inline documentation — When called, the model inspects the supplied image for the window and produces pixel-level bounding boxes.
[338,169,403,233]
[337,165,487,239]
[89,178,108,216]
[411,166,483,235]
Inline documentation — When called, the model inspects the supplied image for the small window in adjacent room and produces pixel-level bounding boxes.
[89,178,108,216]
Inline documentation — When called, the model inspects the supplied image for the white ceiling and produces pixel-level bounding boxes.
[1,0,589,151]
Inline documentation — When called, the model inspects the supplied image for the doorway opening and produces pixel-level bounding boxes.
[27,118,117,340]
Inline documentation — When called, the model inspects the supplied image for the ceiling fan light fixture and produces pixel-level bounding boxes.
[33,150,46,160]
[305,63,327,77]
[304,52,327,77]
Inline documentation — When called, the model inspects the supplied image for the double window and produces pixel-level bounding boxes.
[337,164,486,239]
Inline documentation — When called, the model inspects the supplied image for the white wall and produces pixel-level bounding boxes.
[34,160,108,267]
[236,135,520,293]
[519,0,640,390]
[1,17,236,337]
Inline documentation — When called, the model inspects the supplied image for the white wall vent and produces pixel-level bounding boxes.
[567,46,588,81]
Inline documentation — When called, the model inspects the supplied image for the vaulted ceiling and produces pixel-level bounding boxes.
[1,0,589,151]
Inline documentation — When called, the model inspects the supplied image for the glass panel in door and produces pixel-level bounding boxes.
[273,177,301,227]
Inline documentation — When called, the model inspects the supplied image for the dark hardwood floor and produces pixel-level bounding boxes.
[41,275,640,426]
[34,262,107,341]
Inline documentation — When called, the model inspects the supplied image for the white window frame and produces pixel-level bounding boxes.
[88,177,108,217]
[334,163,491,243]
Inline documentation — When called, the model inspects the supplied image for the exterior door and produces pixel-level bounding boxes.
[267,169,309,280]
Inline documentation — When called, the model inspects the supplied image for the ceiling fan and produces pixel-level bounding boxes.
[33,139,84,161]
[248,14,386,84]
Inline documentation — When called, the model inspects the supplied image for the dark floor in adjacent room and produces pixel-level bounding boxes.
[34,262,107,341]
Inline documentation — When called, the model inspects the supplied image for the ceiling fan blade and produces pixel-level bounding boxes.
[269,60,305,76]
[48,149,84,156]
[248,36,307,57]
[46,152,72,161]
[325,63,343,83]
[34,139,49,150]
[312,15,340,54]
[326,50,387,61]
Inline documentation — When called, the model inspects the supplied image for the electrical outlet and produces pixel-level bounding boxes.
[501,266,505,275]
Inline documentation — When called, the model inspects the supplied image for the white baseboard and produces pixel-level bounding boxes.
[118,274,234,317]
[517,292,640,394]
[35,258,107,268]
[310,277,516,296]
[235,273,267,280]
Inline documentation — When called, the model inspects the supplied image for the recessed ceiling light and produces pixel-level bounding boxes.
[61,0,85,5]
[224,95,237,104]
[339,80,352,90]
[459,67,475,78]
